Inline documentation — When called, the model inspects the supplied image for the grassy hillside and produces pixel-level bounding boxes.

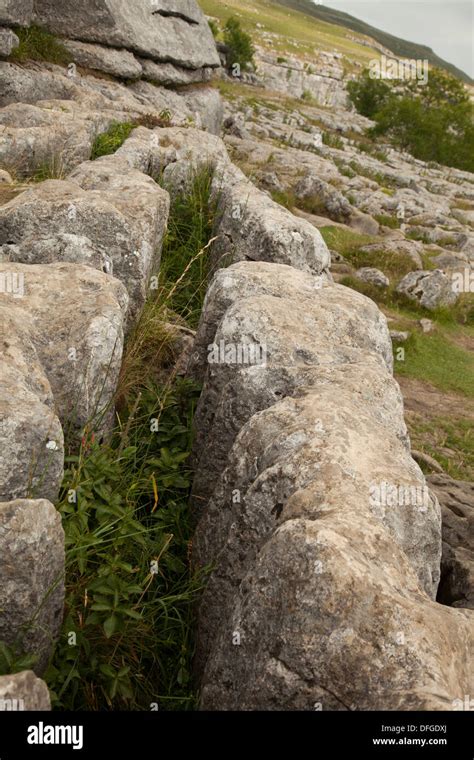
[273,0,473,83]
[199,0,383,64]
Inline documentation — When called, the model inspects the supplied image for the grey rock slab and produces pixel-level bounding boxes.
[0,0,33,27]
[0,499,64,674]
[33,0,220,70]
[356,267,389,288]
[198,479,470,710]
[1,262,128,433]
[0,305,64,503]
[62,40,143,80]
[194,389,443,694]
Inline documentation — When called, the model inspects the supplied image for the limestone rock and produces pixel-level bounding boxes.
[212,165,331,275]
[396,270,458,310]
[356,267,389,287]
[390,330,410,342]
[181,87,223,136]
[139,58,213,87]
[0,671,51,711]
[0,170,168,318]
[1,262,128,432]
[33,0,220,71]
[0,499,64,673]
[193,390,461,710]
[0,0,33,27]
[294,173,352,222]
[191,264,396,510]
[189,262,328,381]
[69,156,170,316]
[62,40,143,80]
[197,479,470,711]
[0,305,64,503]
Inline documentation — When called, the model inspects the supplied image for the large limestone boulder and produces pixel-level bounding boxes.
[0,169,168,318]
[33,0,220,71]
[194,387,441,656]
[0,499,64,674]
[0,102,101,177]
[62,40,143,81]
[191,391,474,711]
[197,479,471,711]
[0,671,51,711]
[188,262,328,381]
[0,262,128,432]
[189,263,395,510]
[211,166,331,275]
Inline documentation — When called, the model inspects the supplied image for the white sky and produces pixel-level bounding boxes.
[318,1,473,78]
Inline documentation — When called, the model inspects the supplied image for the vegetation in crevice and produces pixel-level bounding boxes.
[41,168,217,710]
[9,25,69,65]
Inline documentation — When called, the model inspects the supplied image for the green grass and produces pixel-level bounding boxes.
[373,213,400,230]
[159,166,217,328]
[408,417,474,481]
[9,25,69,65]
[91,123,137,160]
[320,224,414,276]
[199,0,380,63]
[319,225,378,256]
[322,131,344,150]
[393,330,474,398]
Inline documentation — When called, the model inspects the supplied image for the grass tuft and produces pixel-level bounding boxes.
[9,25,69,65]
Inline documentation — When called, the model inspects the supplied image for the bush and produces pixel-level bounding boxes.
[348,69,474,173]
[346,70,392,118]
[223,17,255,72]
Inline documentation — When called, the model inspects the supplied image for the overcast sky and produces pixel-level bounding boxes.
[319,1,473,78]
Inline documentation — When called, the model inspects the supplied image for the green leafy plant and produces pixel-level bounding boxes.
[45,379,205,710]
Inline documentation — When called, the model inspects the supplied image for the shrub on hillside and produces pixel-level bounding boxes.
[347,68,474,173]
[223,17,255,73]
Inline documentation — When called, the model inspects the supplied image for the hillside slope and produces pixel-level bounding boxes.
[274,0,473,83]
